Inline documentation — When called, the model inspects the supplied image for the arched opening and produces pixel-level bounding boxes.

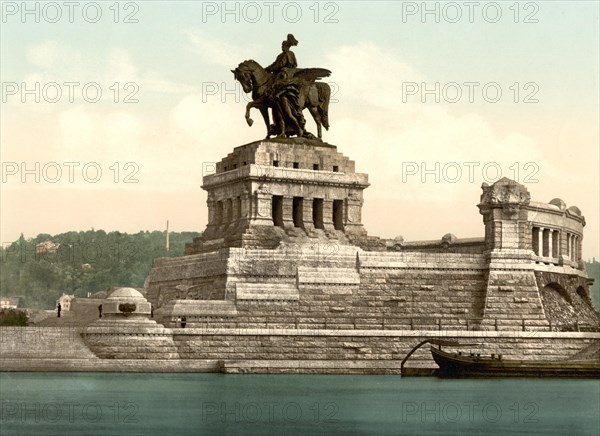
[293,197,303,228]
[272,195,284,227]
[313,198,324,229]
[333,200,344,231]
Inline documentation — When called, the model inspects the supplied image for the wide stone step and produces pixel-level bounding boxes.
[297,267,360,284]
[0,327,98,359]
[0,358,220,372]
[236,282,299,300]
[155,300,237,317]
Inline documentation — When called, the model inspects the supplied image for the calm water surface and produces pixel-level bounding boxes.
[0,373,598,436]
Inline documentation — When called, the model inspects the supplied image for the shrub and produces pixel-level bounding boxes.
[0,308,29,326]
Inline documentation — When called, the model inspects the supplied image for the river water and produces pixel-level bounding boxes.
[0,373,598,435]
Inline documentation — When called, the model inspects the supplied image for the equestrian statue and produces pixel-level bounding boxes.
[232,34,332,141]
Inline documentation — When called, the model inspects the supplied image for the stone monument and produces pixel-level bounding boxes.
[140,36,599,373]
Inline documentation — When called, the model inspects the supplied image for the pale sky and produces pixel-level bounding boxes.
[1,1,599,259]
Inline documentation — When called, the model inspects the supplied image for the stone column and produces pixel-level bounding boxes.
[541,228,549,257]
[232,197,240,222]
[224,199,233,224]
[302,197,316,234]
[548,229,553,259]
[204,199,219,238]
[282,195,295,230]
[537,227,543,257]
[322,199,336,235]
[239,192,251,223]
[221,198,234,235]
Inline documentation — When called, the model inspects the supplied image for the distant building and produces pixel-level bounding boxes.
[0,297,20,309]
[57,293,75,311]
[82,263,92,270]
[36,240,60,254]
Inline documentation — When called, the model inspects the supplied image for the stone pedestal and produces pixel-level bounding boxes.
[185,139,375,253]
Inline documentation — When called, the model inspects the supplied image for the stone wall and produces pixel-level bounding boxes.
[3,326,597,374]
[174,329,600,374]
[148,244,600,332]
[148,247,495,330]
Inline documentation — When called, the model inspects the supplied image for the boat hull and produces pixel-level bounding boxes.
[431,347,600,378]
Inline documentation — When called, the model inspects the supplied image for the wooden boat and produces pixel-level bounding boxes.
[431,346,600,378]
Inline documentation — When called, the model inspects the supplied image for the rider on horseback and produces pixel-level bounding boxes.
[232,35,332,140]
[266,33,298,76]
[266,34,306,138]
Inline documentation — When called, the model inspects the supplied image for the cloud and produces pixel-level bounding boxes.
[26,41,83,71]
[183,29,260,67]
[324,42,549,203]
[24,41,194,96]
[104,48,139,84]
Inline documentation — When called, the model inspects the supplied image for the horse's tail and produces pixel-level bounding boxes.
[316,82,331,130]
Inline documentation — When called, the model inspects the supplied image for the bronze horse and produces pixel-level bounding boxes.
[232,60,331,140]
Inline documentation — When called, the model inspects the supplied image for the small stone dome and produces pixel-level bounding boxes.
[442,233,458,244]
[102,287,151,318]
[108,287,146,300]
[567,205,582,216]
[549,198,566,211]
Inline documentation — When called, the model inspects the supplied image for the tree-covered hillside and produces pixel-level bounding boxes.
[585,260,600,310]
[0,230,200,309]
[2,231,598,312]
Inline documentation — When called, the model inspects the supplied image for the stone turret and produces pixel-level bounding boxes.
[478,177,531,257]
[477,179,548,330]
